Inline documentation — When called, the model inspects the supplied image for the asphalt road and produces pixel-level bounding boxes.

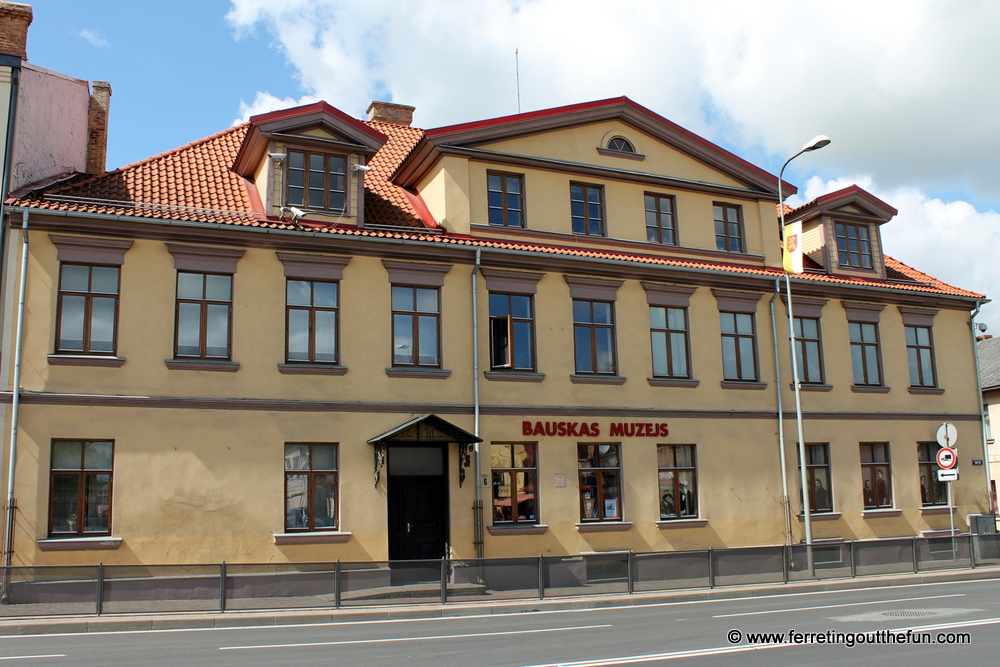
[2,578,998,665]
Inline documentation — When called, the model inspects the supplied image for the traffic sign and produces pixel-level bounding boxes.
[936,422,958,448]
[936,447,957,469]
[937,469,959,482]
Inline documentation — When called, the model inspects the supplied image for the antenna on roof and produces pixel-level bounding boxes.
[515,48,521,114]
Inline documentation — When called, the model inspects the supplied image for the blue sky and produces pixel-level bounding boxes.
[23,0,1000,330]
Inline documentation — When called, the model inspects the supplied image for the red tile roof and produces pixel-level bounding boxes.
[6,106,983,301]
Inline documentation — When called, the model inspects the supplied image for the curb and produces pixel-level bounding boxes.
[2,565,999,636]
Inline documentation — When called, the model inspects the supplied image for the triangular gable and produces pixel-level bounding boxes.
[367,414,482,445]
[233,102,388,178]
[392,96,791,195]
[786,185,897,226]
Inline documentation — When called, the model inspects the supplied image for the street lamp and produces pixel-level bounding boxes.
[778,135,830,576]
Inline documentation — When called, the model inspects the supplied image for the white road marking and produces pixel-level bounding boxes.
[520,643,791,666]
[892,615,1000,633]
[219,623,612,651]
[713,593,965,618]
[0,656,66,661]
[4,578,997,640]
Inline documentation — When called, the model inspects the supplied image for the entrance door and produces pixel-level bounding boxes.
[387,445,449,561]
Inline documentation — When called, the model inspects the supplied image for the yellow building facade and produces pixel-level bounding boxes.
[0,98,989,567]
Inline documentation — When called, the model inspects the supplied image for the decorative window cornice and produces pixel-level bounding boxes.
[49,235,133,265]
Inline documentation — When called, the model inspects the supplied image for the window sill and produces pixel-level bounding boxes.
[273,531,352,545]
[720,380,767,390]
[862,509,903,519]
[909,386,945,395]
[488,524,548,535]
[919,505,955,516]
[576,521,633,533]
[485,371,545,383]
[920,529,961,538]
[596,147,646,161]
[797,512,841,521]
[792,383,833,392]
[656,518,708,529]
[38,536,122,551]
[852,385,890,393]
[570,374,626,385]
[278,363,348,376]
[165,359,240,372]
[648,378,700,388]
[48,354,126,368]
[385,367,452,379]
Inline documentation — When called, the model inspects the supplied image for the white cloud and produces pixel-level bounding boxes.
[234,91,320,125]
[77,29,109,48]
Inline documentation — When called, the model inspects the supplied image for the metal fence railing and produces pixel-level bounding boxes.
[2,534,999,618]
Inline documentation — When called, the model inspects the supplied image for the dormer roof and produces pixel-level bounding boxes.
[785,185,898,226]
[393,96,794,196]
[232,101,388,178]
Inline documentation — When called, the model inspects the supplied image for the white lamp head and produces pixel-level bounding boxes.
[802,135,831,152]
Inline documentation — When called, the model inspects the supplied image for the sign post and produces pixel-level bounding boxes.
[937,423,958,557]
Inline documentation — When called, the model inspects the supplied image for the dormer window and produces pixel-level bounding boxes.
[835,222,873,269]
[287,150,347,212]
[607,137,635,153]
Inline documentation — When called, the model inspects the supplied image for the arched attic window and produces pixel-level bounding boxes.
[607,137,635,153]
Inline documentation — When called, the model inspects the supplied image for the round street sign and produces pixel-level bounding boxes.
[936,422,958,448]
[937,447,957,470]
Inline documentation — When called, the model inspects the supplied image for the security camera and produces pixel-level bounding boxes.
[978,323,989,333]
[268,153,287,162]
[352,164,372,173]
[280,206,307,221]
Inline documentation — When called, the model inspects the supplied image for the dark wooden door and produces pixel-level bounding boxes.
[388,475,448,561]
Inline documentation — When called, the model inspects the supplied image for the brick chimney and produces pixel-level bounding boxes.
[86,80,111,174]
[0,2,32,60]
[366,101,415,126]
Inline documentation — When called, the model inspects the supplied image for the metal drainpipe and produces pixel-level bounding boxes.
[970,299,995,515]
[769,281,792,546]
[471,248,484,558]
[3,209,28,570]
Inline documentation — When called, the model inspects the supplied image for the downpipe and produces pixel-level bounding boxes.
[2,209,28,589]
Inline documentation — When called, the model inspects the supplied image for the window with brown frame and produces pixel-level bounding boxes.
[835,222,873,269]
[49,440,113,536]
[849,321,882,386]
[917,442,948,506]
[798,443,833,513]
[55,264,119,355]
[650,306,690,379]
[489,292,535,371]
[391,285,440,367]
[607,137,635,153]
[286,279,339,364]
[793,317,825,384]
[578,444,622,521]
[905,325,937,388]
[720,311,758,381]
[487,172,525,227]
[645,194,677,245]
[284,443,338,531]
[860,443,892,509]
[573,299,616,375]
[713,203,743,252]
[658,445,697,519]
[286,150,348,212]
[491,443,538,524]
[570,183,605,236]
[175,272,232,359]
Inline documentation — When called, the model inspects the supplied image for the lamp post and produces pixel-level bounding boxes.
[778,135,830,576]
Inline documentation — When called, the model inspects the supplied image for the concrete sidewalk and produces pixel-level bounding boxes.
[2,565,998,637]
